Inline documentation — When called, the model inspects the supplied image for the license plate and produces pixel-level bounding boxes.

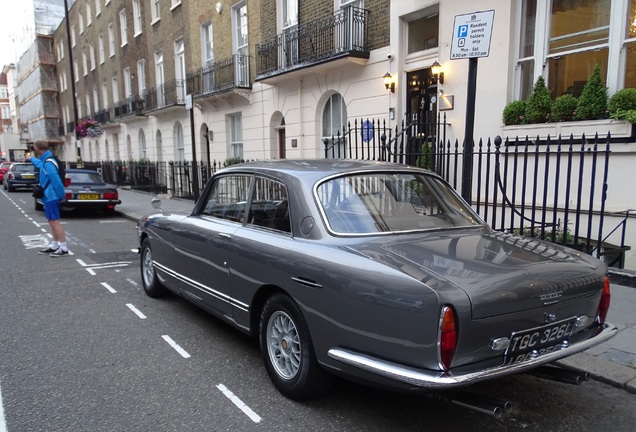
[504,317,576,364]
[22,174,34,178]
[79,194,99,200]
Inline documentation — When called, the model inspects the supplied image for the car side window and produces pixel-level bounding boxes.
[201,175,251,222]
[246,177,291,233]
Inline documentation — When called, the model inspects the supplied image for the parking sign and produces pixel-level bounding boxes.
[450,10,495,60]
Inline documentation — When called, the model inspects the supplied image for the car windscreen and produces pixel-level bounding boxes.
[68,172,104,184]
[12,164,34,172]
[316,172,484,234]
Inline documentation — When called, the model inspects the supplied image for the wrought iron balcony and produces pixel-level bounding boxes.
[94,109,111,125]
[114,96,144,119]
[256,6,369,80]
[187,54,251,98]
[143,79,186,112]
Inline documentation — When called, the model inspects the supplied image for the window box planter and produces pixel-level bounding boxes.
[501,119,634,143]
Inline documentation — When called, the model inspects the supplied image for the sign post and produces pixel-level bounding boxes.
[450,10,495,203]
[186,94,201,201]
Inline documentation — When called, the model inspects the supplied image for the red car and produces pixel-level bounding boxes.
[0,161,12,183]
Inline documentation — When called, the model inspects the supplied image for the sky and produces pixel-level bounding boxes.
[0,0,19,68]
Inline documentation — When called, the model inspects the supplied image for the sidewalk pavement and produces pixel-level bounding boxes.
[114,186,636,395]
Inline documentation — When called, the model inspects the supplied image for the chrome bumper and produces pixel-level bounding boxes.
[327,322,618,389]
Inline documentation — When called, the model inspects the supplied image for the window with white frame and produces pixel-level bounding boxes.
[95,0,101,16]
[112,77,119,104]
[151,0,160,23]
[93,87,99,112]
[137,59,146,97]
[86,94,92,116]
[133,0,142,36]
[174,121,185,160]
[124,67,132,98]
[89,45,96,70]
[79,13,84,34]
[71,26,76,47]
[58,41,64,60]
[82,52,88,76]
[340,0,365,50]
[233,2,248,56]
[108,23,116,57]
[106,0,111,5]
[201,22,214,92]
[515,0,632,100]
[87,4,92,26]
[74,61,79,82]
[63,72,67,91]
[155,51,165,106]
[139,129,147,159]
[171,0,182,10]
[321,93,348,158]
[119,9,128,46]
[229,113,244,158]
[407,7,439,54]
[201,22,214,66]
[59,75,64,92]
[102,82,109,109]
[280,0,298,67]
[99,35,105,64]
[622,0,636,88]
[174,39,186,103]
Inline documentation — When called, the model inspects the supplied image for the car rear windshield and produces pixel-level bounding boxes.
[68,172,104,184]
[13,164,34,172]
[316,172,483,234]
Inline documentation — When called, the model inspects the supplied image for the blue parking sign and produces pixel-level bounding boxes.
[458,25,468,38]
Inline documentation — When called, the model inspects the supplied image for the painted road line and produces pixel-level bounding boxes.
[161,335,191,358]
[126,304,146,319]
[0,380,6,432]
[100,282,117,293]
[216,384,262,423]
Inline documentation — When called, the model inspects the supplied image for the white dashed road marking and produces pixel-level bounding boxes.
[216,384,262,423]
[162,335,191,358]
[126,303,147,319]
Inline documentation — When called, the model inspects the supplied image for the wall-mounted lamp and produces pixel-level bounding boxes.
[383,72,395,93]
[431,61,444,85]
[216,2,222,14]
[207,130,214,141]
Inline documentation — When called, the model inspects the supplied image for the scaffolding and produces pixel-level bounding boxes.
[15,35,61,144]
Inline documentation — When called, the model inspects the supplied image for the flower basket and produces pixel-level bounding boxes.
[76,118,104,138]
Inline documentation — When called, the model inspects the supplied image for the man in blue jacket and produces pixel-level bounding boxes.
[27,140,69,257]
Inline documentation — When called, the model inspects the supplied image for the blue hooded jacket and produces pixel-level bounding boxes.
[30,150,66,202]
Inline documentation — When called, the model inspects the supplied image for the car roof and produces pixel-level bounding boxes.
[67,168,100,174]
[219,159,431,183]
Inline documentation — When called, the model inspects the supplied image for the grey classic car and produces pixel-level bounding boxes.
[137,159,616,402]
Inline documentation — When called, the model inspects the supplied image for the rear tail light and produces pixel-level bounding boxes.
[103,192,118,200]
[439,306,458,371]
[597,275,611,325]
[8,173,14,180]
[63,176,71,187]
[65,192,73,200]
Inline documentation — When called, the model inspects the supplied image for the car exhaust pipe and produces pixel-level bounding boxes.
[437,393,512,418]
[530,365,591,385]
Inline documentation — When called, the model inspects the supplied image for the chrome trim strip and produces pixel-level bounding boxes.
[327,323,618,389]
[154,260,250,312]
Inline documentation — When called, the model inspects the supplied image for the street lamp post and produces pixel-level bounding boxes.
[63,0,81,164]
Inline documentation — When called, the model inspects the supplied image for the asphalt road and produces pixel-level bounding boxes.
[0,189,635,432]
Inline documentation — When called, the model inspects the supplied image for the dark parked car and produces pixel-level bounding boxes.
[35,168,121,214]
[137,159,616,402]
[3,162,37,192]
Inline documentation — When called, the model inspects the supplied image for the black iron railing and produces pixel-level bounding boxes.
[114,96,144,119]
[187,54,251,97]
[256,6,369,79]
[143,79,186,112]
